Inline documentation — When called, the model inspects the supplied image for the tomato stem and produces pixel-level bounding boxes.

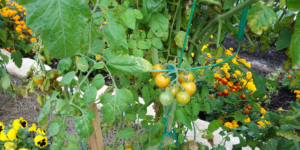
[112,113,124,149]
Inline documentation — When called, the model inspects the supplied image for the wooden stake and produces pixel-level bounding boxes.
[87,103,104,150]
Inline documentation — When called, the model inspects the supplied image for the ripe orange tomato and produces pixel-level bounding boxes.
[152,64,166,77]
[178,71,194,83]
[34,76,44,84]
[165,86,180,97]
[176,91,190,104]
[181,82,196,95]
[155,74,170,88]
[240,94,246,100]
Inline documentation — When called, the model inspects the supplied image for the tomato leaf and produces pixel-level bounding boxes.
[116,128,134,139]
[208,120,222,133]
[83,85,97,105]
[91,74,105,90]
[234,111,248,123]
[103,49,153,75]
[77,57,88,72]
[198,0,222,7]
[223,0,235,9]
[0,52,9,64]
[246,121,260,138]
[149,14,169,38]
[74,108,95,140]
[121,9,137,29]
[290,13,300,69]
[152,37,163,50]
[286,0,300,11]
[174,31,188,50]
[138,39,152,49]
[252,72,266,98]
[11,51,22,68]
[38,93,59,122]
[100,88,134,123]
[203,69,214,85]
[60,71,76,85]
[247,2,277,35]
[49,118,62,136]
[276,28,293,51]
[0,28,6,42]
[175,108,192,130]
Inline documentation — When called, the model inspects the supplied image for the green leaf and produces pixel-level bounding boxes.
[178,134,184,144]
[266,79,279,87]
[24,0,90,59]
[99,0,113,8]
[103,49,153,75]
[233,130,247,147]
[38,93,59,122]
[120,76,130,87]
[246,121,260,138]
[57,58,72,74]
[94,62,105,69]
[83,85,97,105]
[203,69,214,85]
[174,31,188,50]
[205,101,210,114]
[201,84,209,97]
[55,99,68,112]
[132,49,144,58]
[223,19,238,35]
[11,51,22,68]
[147,0,164,13]
[49,118,61,136]
[92,12,103,27]
[276,28,293,51]
[117,146,124,150]
[1,72,10,90]
[141,85,150,104]
[91,74,104,90]
[121,9,137,29]
[199,0,222,7]
[290,13,300,68]
[223,0,235,9]
[152,37,163,50]
[208,120,222,133]
[149,14,169,38]
[0,52,9,64]
[214,46,223,59]
[77,57,88,72]
[0,28,6,42]
[60,71,75,85]
[130,87,139,102]
[74,108,95,139]
[265,139,278,150]
[116,128,134,139]
[246,2,277,35]
[279,0,286,8]
[286,0,300,11]
[90,39,105,55]
[138,39,151,49]
[192,100,201,116]
[252,72,266,98]
[102,20,128,54]
[198,56,206,65]
[234,111,248,123]
[133,10,143,19]
[175,108,192,130]
[128,39,136,49]
[100,88,134,123]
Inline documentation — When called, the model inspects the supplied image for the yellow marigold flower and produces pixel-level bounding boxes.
[239,58,247,64]
[207,53,212,58]
[29,123,37,132]
[104,21,108,24]
[225,73,230,79]
[210,35,213,39]
[7,129,17,141]
[265,120,271,125]
[245,62,251,68]
[24,12,26,15]
[22,24,27,30]
[228,81,233,87]
[233,74,237,78]
[191,52,194,57]
[278,107,283,111]
[232,120,239,128]
[294,90,300,94]
[257,121,265,128]
[235,70,241,76]
[18,8,22,12]
[16,27,22,33]
[201,45,207,51]
[139,29,142,32]
[34,135,48,148]
[4,142,17,149]
[216,59,223,63]
[296,94,300,98]
[229,47,233,51]
[246,72,252,80]
[18,34,24,39]
[226,50,232,56]
[28,29,32,34]
[261,115,264,119]
[214,73,220,78]
[224,122,233,129]
[149,78,152,82]
[15,20,20,24]
[232,58,238,64]
[244,117,250,123]
[23,8,26,11]
[261,108,267,115]
[30,38,37,42]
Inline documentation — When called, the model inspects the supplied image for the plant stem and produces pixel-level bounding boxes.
[194,25,218,62]
[187,9,209,57]
[167,0,182,61]
[164,99,177,143]
[197,0,259,42]
[217,20,222,48]
[112,113,124,149]
[64,85,70,100]
[175,5,182,63]
[150,47,159,64]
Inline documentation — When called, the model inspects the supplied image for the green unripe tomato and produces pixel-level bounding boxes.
[199,145,209,150]
[176,91,190,104]
[159,91,174,106]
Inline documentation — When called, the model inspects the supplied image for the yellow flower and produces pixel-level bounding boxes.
[278,107,283,112]
[4,142,17,150]
[265,120,271,125]
[0,122,4,133]
[232,58,238,64]
[210,35,213,39]
[235,70,241,76]
[229,47,233,51]
[28,29,32,34]
[263,95,267,98]
[233,74,237,78]
[231,120,239,128]
[36,128,46,135]
[30,38,37,42]
[246,72,252,80]
[149,78,152,82]
[28,123,37,132]
[139,29,142,32]
[0,132,9,141]
[191,52,194,57]
[294,90,300,94]
[34,135,48,148]
[12,119,20,131]
[244,118,250,123]
[214,73,220,78]
[18,117,27,129]
[261,108,267,115]
[225,50,232,56]
[207,53,212,58]
[7,129,17,141]
[257,121,265,128]
[216,59,223,63]
[201,45,208,51]
[19,148,28,150]
[22,25,27,30]
[16,27,22,33]
[95,54,101,60]
[104,21,108,24]
[224,122,233,129]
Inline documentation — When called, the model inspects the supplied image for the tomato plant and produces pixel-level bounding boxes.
[6,0,300,149]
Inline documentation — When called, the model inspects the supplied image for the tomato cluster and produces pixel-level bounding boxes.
[153,64,197,105]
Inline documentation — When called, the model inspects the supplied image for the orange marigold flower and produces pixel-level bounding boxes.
[30,38,37,42]
[288,75,292,79]
[28,29,32,34]
[16,27,22,33]
[11,50,16,53]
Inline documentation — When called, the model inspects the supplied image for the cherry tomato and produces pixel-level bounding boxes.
[159,91,174,106]
[34,76,44,84]
[181,82,196,95]
[152,64,166,77]
[199,145,209,150]
[176,91,190,104]
[178,71,194,83]
[240,94,246,100]
[155,74,170,88]
[165,86,180,97]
